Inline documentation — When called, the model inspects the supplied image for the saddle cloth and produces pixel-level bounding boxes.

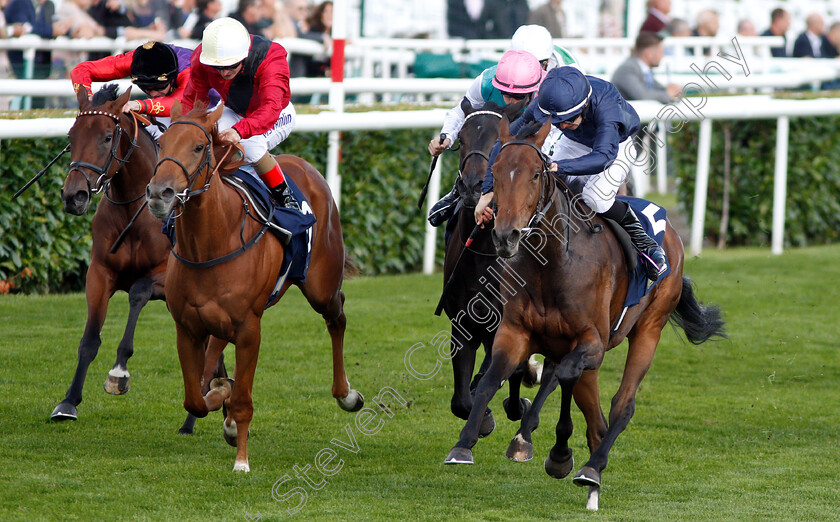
[161,170,316,308]
[617,196,671,308]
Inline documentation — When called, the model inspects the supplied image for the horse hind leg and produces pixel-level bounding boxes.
[321,290,364,412]
[104,278,158,395]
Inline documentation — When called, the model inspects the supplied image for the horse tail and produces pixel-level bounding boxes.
[343,254,361,279]
[669,276,727,345]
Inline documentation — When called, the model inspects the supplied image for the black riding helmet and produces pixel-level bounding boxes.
[130,41,178,93]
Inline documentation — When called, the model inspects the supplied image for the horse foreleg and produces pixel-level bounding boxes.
[51,264,113,421]
[450,330,478,420]
[104,277,158,395]
[323,290,364,412]
[176,326,218,419]
[576,325,661,491]
[445,324,529,465]
[503,362,530,422]
[226,321,261,472]
[506,357,559,462]
[179,337,229,435]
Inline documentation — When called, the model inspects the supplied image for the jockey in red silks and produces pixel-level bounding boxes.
[181,17,299,210]
[70,41,214,139]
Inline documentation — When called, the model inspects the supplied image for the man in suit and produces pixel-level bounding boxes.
[793,13,833,58]
[761,8,790,57]
[447,0,486,39]
[640,0,670,34]
[612,31,681,104]
[528,0,564,38]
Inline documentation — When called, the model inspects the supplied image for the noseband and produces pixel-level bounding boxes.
[69,110,140,201]
[154,120,215,213]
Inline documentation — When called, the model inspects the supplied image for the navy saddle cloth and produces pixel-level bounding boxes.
[162,170,316,307]
[617,196,671,308]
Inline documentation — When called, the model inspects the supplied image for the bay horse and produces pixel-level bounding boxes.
[441,98,537,436]
[444,118,725,510]
[52,85,171,421]
[145,101,364,472]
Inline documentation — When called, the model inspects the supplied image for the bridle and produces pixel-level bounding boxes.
[68,109,143,204]
[458,110,504,174]
[153,120,217,215]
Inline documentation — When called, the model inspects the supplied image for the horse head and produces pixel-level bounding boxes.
[490,116,552,258]
[146,101,238,219]
[63,85,133,215]
[456,98,527,207]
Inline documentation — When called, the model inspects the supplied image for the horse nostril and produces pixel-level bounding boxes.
[162,187,175,200]
[145,186,152,199]
[74,191,88,204]
[509,229,521,244]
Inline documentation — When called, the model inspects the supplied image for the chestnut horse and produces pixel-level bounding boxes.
[145,102,364,472]
[52,86,170,421]
[441,99,537,436]
[444,118,725,510]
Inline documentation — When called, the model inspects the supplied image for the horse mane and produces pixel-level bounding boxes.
[91,84,121,106]
[515,120,545,140]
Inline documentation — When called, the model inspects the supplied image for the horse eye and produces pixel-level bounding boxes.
[104,135,112,143]
[194,144,204,153]
[532,170,540,180]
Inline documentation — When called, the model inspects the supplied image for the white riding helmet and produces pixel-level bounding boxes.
[199,17,251,67]
[510,24,554,62]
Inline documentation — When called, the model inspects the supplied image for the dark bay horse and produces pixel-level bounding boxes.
[145,101,364,472]
[445,118,725,510]
[52,86,171,421]
[441,99,537,436]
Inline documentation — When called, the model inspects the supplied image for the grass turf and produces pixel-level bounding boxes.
[1,245,839,521]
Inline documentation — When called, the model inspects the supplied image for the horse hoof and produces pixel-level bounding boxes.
[444,446,474,465]
[502,397,532,421]
[336,389,365,412]
[523,356,543,388]
[505,433,533,462]
[478,410,495,438]
[50,402,78,422]
[104,375,130,395]
[223,419,250,447]
[233,460,250,472]
[210,377,233,399]
[544,449,574,479]
[573,466,601,488]
[177,427,194,436]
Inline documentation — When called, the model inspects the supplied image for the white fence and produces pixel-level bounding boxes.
[2,94,837,272]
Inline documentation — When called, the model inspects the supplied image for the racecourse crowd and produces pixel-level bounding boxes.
[4,0,840,110]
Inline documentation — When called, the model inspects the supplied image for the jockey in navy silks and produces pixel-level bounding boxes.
[476,66,668,281]
[426,25,582,227]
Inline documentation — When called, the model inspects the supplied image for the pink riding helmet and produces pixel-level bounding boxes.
[492,50,546,95]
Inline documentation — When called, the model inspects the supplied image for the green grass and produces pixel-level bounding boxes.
[1,245,839,521]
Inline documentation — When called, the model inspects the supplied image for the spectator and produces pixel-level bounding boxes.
[793,13,833,58]
[285,0,309,36]
[164,0,193,39]
[737,19,757,37]
[612,31,681,104]
[666,17,691,37]
[447,0,486,39]
[640,0,670,34]
[88,0,166,42]
[230,0,266,36]
[301,0,331,76]
[0,1,14,109]
[693,9,719,37]
[825,22,840,59]
[263,0,297,39]
[483,0,529,39]
[179,0,222,39]
[527,0,564,38]
[762,8,790,57]
[3,0,62,85]
[51,0,104,85]
[599,0,623,38]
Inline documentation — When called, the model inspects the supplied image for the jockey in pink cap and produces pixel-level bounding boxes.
[426,50,548,227]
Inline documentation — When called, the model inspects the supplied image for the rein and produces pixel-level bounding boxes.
[159,121,266,269]
[69,110,143,203]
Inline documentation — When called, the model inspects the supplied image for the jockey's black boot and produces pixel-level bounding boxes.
[428,186,460,227]
[269,180,300,211]
[617,205,667,281]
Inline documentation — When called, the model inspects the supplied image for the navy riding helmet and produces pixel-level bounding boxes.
[130,41,178,92]
[533,66,592,124]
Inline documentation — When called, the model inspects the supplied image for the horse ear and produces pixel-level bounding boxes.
[502,98,528,119]
[76,87,90,110]
[116,86,132,107]
[499,115,513,144]
[171,100,183,121]
[460,97,474,116]
[208,103,224,125]
[534,119,552,147]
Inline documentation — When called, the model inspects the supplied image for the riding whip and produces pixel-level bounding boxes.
[13,144,71,199]
[434,220,484,316]
[418,133,447,209]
